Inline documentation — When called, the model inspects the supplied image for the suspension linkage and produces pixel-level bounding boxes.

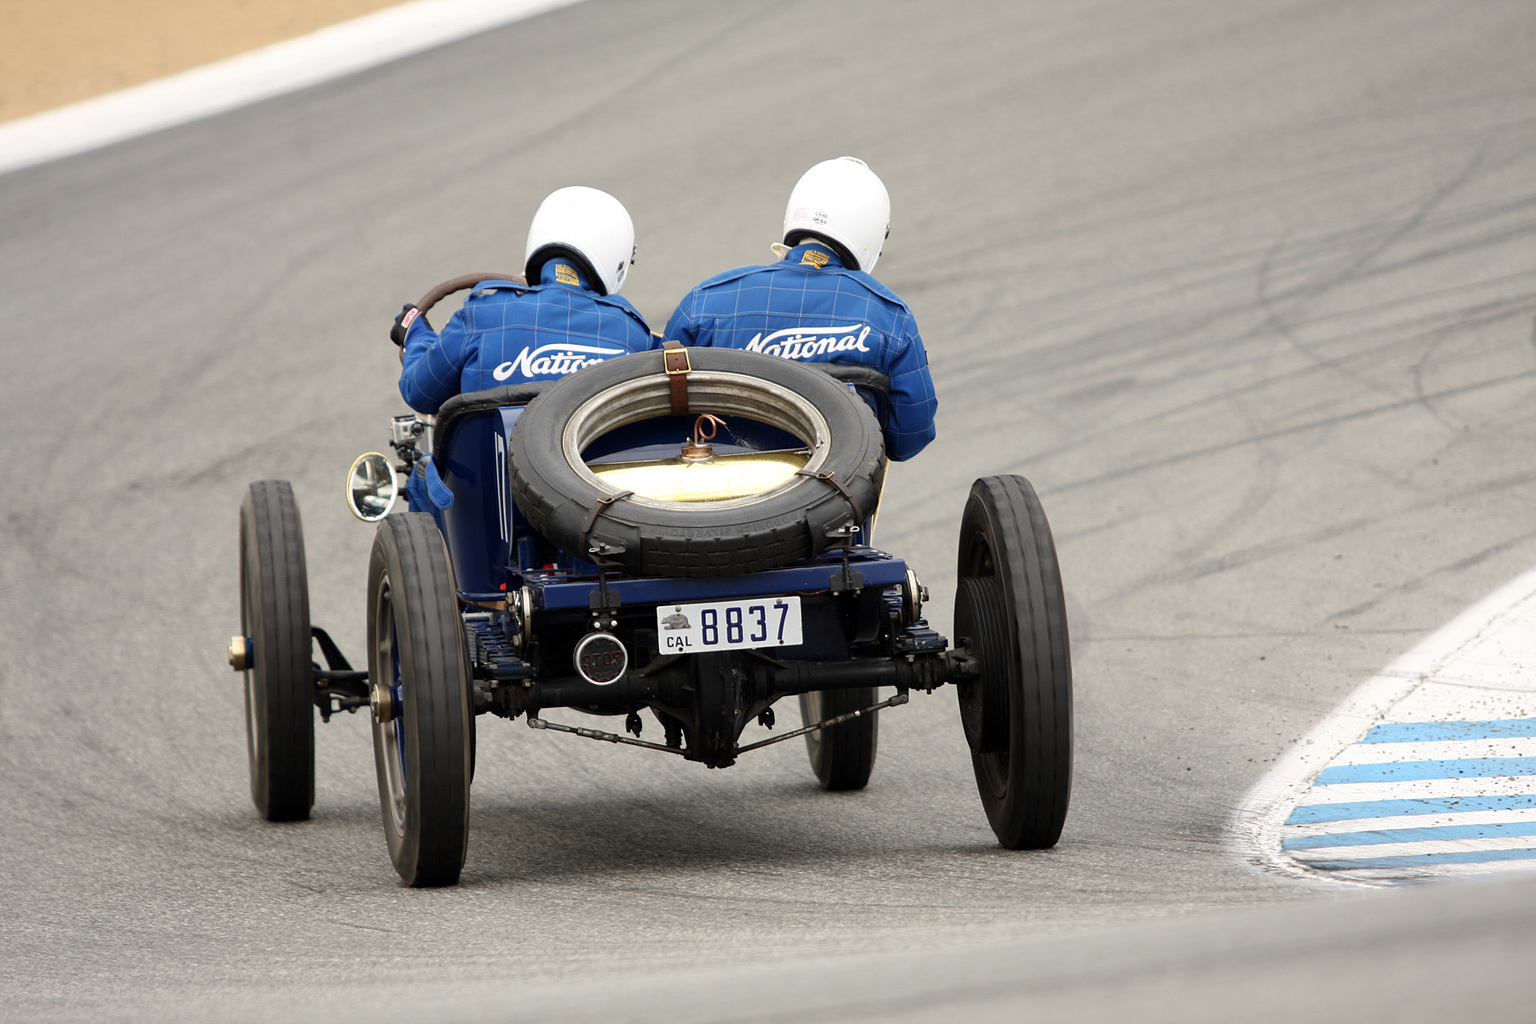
[523,691,914,759]
[736,691,910,754]
[527,715,686,756]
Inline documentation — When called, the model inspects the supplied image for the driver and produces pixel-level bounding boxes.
[660,157,936,461]
[394,185,654,413]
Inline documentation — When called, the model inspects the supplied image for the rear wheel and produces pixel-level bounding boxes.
[367,513,472,886]
[955,475,1072,849]
[238,480,314,821]
[799,687,878,791]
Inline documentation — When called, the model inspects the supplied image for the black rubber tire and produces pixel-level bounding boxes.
[955,475,1072,849]
[799,687,878,790]
[510,347,885,577]
[366,513,472,887]
[238,480,314,822]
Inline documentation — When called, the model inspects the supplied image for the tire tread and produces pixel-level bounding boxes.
[800,687,879,791]
[241,480,314,822]
[959,475,1072,850]
[368,513,471,886]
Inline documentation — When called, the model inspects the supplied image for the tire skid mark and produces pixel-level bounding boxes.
[1326,529,1536,623]
[1036,367,1536,495]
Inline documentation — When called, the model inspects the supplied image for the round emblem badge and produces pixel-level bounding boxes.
[573,632,628,685]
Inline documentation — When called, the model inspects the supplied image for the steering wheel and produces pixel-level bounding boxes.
[413,272,527,318]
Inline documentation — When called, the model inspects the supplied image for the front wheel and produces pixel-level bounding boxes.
[954,475,1072,849]
[367,513,472,886]
[238,480,314,821]
[799,688,878,790]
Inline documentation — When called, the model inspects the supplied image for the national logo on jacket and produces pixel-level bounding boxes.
[743,324,873,360]
[493,343,625,380]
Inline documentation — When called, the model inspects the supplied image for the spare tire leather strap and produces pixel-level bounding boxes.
[795,469,865,526]
[579,490,635,559]
[662,341,691,415]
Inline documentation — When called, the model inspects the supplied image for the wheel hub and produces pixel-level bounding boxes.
[370,681,394,722]
[227,635,252,671]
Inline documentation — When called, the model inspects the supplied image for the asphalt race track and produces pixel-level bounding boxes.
[3,1,1535,1020]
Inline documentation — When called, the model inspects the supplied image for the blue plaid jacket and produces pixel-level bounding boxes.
[662,243,937,460]
[399,260,653,414]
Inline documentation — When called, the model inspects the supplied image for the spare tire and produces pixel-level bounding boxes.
[509,348,885,577]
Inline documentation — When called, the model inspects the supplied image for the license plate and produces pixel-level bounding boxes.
[656,596,803,653]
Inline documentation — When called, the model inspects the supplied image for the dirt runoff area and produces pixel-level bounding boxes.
[0,0,408,123]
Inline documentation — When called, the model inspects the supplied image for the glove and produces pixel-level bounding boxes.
[390,303,429,347]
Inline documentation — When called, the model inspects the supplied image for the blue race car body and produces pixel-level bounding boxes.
[231,276,1071,887]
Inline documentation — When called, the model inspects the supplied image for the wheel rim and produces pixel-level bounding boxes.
[979,745,1010,798]
[373,575,407,838]
[800,690,823,759]
[962,533,1012,799]
[240,532,262,781]
[562,371,835,513]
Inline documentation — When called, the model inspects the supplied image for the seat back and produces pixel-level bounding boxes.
[812,364,891,545]
[815,363,892,437]
[431,384,547,597]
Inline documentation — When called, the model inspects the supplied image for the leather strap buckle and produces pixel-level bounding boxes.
[662,340,691,415]
[662,341,691,375]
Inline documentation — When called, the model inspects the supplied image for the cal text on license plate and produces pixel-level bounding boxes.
[655,596,802,653]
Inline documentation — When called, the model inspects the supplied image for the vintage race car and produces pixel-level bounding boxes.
[229,275,1073,886]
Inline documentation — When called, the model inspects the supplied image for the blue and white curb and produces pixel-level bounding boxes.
[0,0,586,176]
[1234,566,1536,886]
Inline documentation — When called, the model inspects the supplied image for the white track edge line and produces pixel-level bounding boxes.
[0,0,587,176]
[1228,563,1536,888]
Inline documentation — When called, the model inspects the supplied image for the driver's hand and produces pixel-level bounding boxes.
[390,303,427,347]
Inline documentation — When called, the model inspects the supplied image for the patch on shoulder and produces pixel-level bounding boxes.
[800,249,830,268]
[554,262,580,286]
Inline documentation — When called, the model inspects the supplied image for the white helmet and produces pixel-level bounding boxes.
[524,186,636,295]
[781,157,891,273]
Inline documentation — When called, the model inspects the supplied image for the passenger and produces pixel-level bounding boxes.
[393,185,654,413]
[661,157,936,461]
